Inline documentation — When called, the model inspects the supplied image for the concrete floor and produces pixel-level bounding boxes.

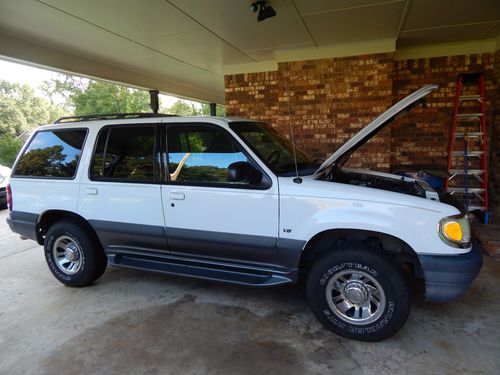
[1,209,499,375]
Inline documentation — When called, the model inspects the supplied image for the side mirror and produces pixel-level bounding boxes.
[227,161,262,184]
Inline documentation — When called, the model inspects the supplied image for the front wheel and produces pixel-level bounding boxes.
[307,245,411,341]
[44,221,107,287]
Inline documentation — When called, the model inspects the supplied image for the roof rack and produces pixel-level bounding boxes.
[54,112,178,124]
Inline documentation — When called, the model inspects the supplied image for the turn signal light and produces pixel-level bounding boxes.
[442,221,462,242]
[438,214,470,248]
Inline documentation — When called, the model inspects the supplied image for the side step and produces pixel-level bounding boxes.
[106,249,293,287]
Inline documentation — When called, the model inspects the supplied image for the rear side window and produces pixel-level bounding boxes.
[90,126,156,182]
[14,129,87,178]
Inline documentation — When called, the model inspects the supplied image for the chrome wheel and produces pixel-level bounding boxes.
[326,269,386,325]
[52,235,83,275]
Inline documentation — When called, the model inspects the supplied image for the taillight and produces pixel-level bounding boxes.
[6,184,12,211]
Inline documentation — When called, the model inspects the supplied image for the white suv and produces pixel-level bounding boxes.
[6,85,482,341]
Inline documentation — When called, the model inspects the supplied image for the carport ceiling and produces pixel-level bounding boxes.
[0,0,499,103]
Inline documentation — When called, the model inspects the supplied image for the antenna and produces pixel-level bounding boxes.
[281,64,302,184]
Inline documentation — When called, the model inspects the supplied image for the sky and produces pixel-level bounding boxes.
[0,58,184,107]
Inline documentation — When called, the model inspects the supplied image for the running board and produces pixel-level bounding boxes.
[106,249,293,287]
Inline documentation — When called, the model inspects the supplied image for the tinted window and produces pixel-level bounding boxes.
[91,126,156,181]
[167,125,249,185]
[230,122,316,176]
[14,129,87,178]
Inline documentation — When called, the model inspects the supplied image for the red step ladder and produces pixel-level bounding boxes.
[445,73,489,218]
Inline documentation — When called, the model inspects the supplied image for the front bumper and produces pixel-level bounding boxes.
[419,244,483,302]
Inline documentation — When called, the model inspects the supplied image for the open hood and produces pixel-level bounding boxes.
[314,84,439,175]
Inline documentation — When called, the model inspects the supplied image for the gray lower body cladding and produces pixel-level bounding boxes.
[6,211,38,241]
[8,211,481,300]
[7,212,305,286]
[89,219,305,286]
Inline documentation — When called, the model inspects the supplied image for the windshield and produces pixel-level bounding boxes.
[230,122,317,176]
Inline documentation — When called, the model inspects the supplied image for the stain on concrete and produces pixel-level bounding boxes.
[2,205,500,375]
[41,294,309,375]
[14,262,500,375]
[39,291,371,375]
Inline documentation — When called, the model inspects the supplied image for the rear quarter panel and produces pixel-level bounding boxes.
[8,124,92,217]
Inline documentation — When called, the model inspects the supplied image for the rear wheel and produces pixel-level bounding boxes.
[307,244,411,341]
[44,221,107,287]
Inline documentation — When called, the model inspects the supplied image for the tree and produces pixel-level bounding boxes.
[163,100,200,116]
[14,145,78,177]
[0,80,66,137]
[43,75,226,117]
[0,135,23,167]
[73,81,150,115]
[42,75,150,115]
[0,80,67,166]
[163,99,226,116]
[200,103,226,116]
[0,98,27,136]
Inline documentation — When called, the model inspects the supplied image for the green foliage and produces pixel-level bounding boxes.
[73,81,150,115]
[42,76,150,115]
[16,145,65,176]
[179,165,228,183]
[15,145,79,177]
[0,72,226,170]
[169,162,228,183]
[163,99,225,117]
[200,103,226,116]
[0,134,23,167]
[0,99,27,137]
[42,75,226,119]
[179,132,206,153]
[0,80,66,137]
[163,100,199,116]
[1,73,225,143]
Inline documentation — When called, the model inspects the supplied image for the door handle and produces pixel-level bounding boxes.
[169,192,185,200]
[86,188,98,195]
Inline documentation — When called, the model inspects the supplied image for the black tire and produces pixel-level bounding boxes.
[307,244,411,342]
[44,221,107,287]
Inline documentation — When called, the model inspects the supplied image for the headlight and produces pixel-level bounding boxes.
[0,175,4,184]
[438,214,471,248]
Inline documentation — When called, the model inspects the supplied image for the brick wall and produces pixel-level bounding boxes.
[391,54,496,170]
[490,50,500,223]
[225,51,500,220]
[225,53,394,170]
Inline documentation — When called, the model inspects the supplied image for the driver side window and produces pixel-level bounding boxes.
[166,125,251,185]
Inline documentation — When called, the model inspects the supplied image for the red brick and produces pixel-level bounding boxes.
[225,51,500,221]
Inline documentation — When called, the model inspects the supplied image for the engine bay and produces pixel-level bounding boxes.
[325,168,430,199]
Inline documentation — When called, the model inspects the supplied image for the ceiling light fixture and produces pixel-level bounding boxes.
[250,1,277,22]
